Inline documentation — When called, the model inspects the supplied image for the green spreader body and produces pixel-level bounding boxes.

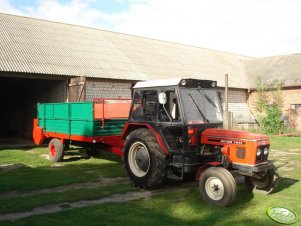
[37,102,127,137]
[33,99,131,156]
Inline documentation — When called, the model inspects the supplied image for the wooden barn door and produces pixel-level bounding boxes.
[68,77,86,102]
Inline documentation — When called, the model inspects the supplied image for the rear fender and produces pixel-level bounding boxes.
[195,162,222,181]
[121,122,169,155]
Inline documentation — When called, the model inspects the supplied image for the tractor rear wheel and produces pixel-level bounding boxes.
[199,167,237,207]
[123,128,167,189]
[245,166,279,194]
[48,138,64,162]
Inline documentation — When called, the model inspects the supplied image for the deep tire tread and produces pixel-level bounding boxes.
[48,138,64,162]
[122,128,167,189]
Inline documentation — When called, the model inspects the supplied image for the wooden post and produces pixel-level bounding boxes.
[223,74,232,129]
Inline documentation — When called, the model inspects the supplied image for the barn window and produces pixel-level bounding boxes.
[291,104,301,115]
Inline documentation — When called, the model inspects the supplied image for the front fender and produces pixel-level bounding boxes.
[195,162,222,181]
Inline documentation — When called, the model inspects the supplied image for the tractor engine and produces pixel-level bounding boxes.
[201,128,270,175]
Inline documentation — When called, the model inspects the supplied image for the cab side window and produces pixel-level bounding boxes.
[131,90,157,121]
[158,90,180,122]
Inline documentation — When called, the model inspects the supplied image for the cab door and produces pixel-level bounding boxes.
[157,89,185,152]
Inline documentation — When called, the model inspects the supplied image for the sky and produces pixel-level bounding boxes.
[0,0,301,57]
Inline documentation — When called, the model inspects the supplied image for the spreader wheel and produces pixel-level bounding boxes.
[48,138,64,162]
[245,166,279,194]
[199,167,237,207]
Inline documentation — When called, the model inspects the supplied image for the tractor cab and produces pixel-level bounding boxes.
[129,78,223,154]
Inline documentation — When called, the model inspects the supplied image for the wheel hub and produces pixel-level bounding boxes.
[128,142,150,177]
[212,184,220,193]
[135,148,149,171]
[205,177,225,201]
[50,144,56,157]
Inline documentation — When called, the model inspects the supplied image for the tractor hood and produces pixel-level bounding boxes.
[201,128,270,145]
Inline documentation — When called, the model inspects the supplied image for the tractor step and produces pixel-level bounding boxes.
[167,163,184,180]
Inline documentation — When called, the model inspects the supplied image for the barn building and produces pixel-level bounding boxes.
[0,13,300,139]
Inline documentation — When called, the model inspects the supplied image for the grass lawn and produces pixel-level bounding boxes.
[0,147,126,193]
[1,136,301,225]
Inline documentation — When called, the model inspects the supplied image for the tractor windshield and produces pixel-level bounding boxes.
[179,88,223,124]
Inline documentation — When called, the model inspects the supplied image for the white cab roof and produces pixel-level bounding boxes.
[134,78,182,88]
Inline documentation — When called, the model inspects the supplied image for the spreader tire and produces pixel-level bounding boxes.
[199,167,237,207]
[245,166,279,194]
[48,138,64,162]
[123,128,167,189]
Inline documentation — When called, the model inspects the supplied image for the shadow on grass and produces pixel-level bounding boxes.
[0,158,125,194]
[60,147,122,163]
[0,146,37,151]
[274,177,299,193]
[0,187,263,226]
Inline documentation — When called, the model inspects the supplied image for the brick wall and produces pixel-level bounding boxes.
[86,78,133,101]
[248,87,301,131]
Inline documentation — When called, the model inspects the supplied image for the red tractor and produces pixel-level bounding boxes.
[33,78,278,207]
[121,78,278,206]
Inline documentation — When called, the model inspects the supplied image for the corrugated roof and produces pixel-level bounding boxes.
[0,13,253,88]
[245,54,301,88]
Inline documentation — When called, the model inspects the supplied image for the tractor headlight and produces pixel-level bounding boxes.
[181,79,187,86]
[256,148,261,157]
[264,147,269,155]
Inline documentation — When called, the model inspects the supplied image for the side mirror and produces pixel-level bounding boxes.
[158,92,167,105]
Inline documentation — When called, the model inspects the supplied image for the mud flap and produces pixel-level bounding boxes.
[33,118,45,146]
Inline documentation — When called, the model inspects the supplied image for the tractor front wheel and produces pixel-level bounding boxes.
[245,167,279,194]
[199,167,237,207]
[123,129,167,189]
[48,138,64,162]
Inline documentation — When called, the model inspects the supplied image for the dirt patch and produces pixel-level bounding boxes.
[0,186,190,222]
[0,164,24,171]
[270,149,301,155]
[40,154,50,160]
[50,163,64,168]
[281,167,294,171]
[0,177,130,199]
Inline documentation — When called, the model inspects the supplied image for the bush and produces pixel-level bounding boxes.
[259,106,284,134]
[255,77,285,134]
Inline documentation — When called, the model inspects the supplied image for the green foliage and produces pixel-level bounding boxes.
[259,107,284,134]
[255,77,284,134]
